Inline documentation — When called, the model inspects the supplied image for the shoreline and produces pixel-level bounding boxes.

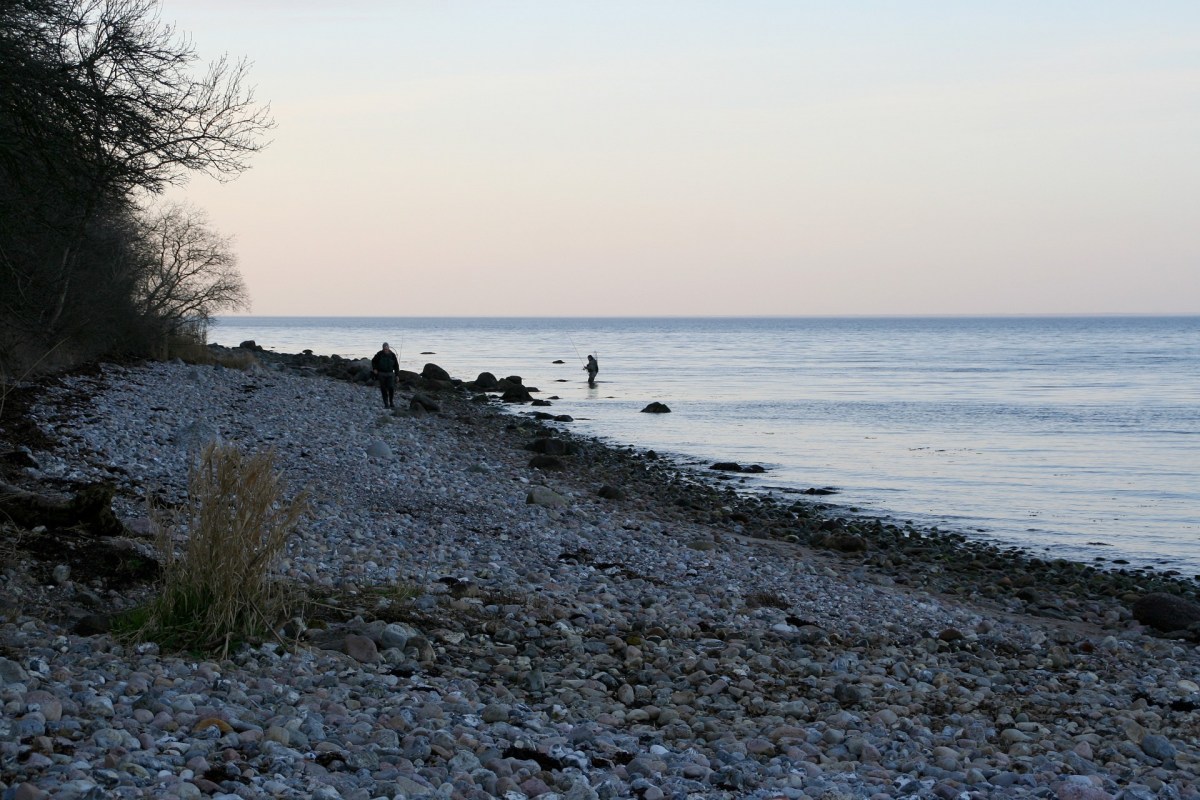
[245,340,1200,599]
[207,315,1200,583]
[2,347,1200,798]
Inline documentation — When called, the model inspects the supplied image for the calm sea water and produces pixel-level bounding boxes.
[211,316,1200,577]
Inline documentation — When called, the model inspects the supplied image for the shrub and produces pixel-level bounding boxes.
[126,443,307,656]
[167,336,260,371]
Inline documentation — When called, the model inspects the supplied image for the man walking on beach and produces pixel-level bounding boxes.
[371,342,400,408]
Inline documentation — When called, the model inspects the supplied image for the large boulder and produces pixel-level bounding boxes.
[529,455,565,471]
[501,387,533,403]
[1133,593,1200,634]
[474,372,499,390]
[597,485,625,500]
[641,402,671,414]
[421,363,451,382]
[526,438,576,456]
[410,393,440,412]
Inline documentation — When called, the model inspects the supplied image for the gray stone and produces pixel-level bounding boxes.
[380,623,417,650]
[410,392,440,412]
[481,703,510,723]
[365,440,392,458]
[0,657,29,685]
[343,634,380,663]
[527,485,568,508]
[1141,734,1177,761]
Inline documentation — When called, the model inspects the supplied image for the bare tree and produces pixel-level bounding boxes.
[134,202,248,334]
[2,0,275,198]
[0,0,271,364]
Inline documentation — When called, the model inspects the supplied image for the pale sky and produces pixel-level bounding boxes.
[164,1,1200,316]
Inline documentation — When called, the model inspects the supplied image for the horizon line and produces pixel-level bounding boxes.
[215,312,1200,320]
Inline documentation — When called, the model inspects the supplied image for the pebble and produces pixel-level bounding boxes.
[0,358,1196,799]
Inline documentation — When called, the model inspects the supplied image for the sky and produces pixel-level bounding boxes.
[162,1,1200,316]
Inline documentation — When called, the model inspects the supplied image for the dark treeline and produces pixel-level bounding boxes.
[0,0,272,375]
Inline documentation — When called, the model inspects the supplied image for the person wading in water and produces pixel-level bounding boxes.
[371,342,400,408]
[584,354,599,387]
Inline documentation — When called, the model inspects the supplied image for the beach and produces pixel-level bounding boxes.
[207,315,1200,576]
[2,350,1200,799]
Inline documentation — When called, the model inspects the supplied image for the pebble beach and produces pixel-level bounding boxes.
[3,353,1200,800]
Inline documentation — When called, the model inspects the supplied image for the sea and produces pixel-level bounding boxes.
[209,316,1200,578]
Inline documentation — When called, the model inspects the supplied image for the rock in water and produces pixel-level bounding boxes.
[641,402,671,413]
[502,387,533,403]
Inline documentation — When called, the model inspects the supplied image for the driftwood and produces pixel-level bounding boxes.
[0,480,125,536]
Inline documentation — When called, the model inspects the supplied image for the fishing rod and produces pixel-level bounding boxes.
[567,333,584,363]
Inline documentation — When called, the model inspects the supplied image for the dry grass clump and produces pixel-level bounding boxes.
[168,338,260,371]
[124,443,308,656]
[0,525,20,571]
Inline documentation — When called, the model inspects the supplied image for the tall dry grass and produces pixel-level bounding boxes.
[130,443,308,656]
[167,337,260,370]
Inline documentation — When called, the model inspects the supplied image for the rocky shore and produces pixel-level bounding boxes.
[3,348,1200,800]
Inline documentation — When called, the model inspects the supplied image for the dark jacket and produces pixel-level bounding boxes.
[372,350,400,374]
